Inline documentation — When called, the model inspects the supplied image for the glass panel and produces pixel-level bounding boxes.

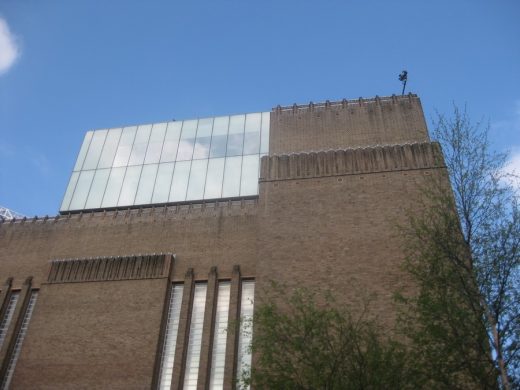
[209,282,230,390]
[69,170,95,210]
[243,113,261,155]
[226,115,245,157]
[183,284,207,390]
[113,126,137,167]
[67,112,266,211]
[118,165,142,206]
[1,291,38,390]
[145,123,167,164]
[98,128,122,168]
[260,112,270,154]
[61,171,80,211]
[210,116,229,158]
[236,281,255,389]
[161,122,182,163]
[176,120,197,161]
[73,131,93,171]
[135,164,159,205]
[101,167,126,208]
[158,285,184,390]
[204,158,225,199]
[152,163,175,203]
[82,130,108,170]
[240,155,260,196]
[193,118,213,159]
[169,161,191,202]
[222,156,242,198]
[85,169,110,209]
[128,125,152,166]
[186,159,208,200]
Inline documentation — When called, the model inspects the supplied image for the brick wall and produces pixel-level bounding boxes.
[0,94,446,388]
[270,94,429,155]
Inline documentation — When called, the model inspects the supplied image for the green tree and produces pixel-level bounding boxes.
[399,106,520,389]
[242,284,414,390]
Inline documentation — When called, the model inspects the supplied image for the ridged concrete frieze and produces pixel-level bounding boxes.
[47,254,170,283]
[260,142,444,181]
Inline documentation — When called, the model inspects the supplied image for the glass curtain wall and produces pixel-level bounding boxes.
[209,282,231,389]
[61,112,269,212]
[158,284,184,390]
[237,281,255,389]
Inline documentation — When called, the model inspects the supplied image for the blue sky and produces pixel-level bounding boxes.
[0,1,519,216]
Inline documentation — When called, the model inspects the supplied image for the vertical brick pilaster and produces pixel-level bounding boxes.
[0,277,13,320]
[0,276,33,379]
[171,268,194,390]
[197,266,218,390]
[223,265,241,389]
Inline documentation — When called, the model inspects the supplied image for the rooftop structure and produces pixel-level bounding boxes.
[0,206,25,222]
[61,112,270,212]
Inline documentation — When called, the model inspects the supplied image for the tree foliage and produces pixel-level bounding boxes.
[399,106,520,389]
[242,285,413,390]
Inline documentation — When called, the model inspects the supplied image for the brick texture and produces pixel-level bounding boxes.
[270,94,429,155]
[0,94,448,388]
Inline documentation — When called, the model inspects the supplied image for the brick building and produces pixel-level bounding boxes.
[0,94,444,389]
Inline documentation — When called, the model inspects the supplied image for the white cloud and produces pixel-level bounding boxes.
[493,100,520,192]
[503,149,520,191]
[0,17,20,75]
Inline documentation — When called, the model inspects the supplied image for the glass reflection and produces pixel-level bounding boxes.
[161,122,182,163]
[63,112,269,211]
[183,283,207,390]
[69,170,95,210]
[158,284,184,390]
[222,156,242,197]
[145,123,167,164]
[209,282,230,389]
[135,164,158,205]
[226,115,245,157]
[152,163,175,203]
[169,161,191,202]
[61,171,80,210]
[73,131,93,171]
[82,130,107,170]
[193,118,213,159]
[186,159,208,200]
[240,155,260,196]
[243,113,261,155]
[204,158,225,199]
[128,125,152,166]
[85,169,110,209]
[113,127,137,167]
[177,120,197,161]
[118,165,142,206]
[102,167,126,208]
[210,116,229,158]
[98,129,122,169]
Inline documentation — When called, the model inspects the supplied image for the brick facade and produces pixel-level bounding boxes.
[0,94,447,388]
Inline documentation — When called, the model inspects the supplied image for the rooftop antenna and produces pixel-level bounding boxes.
[0,205,26,221]
[398,70,408,95]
